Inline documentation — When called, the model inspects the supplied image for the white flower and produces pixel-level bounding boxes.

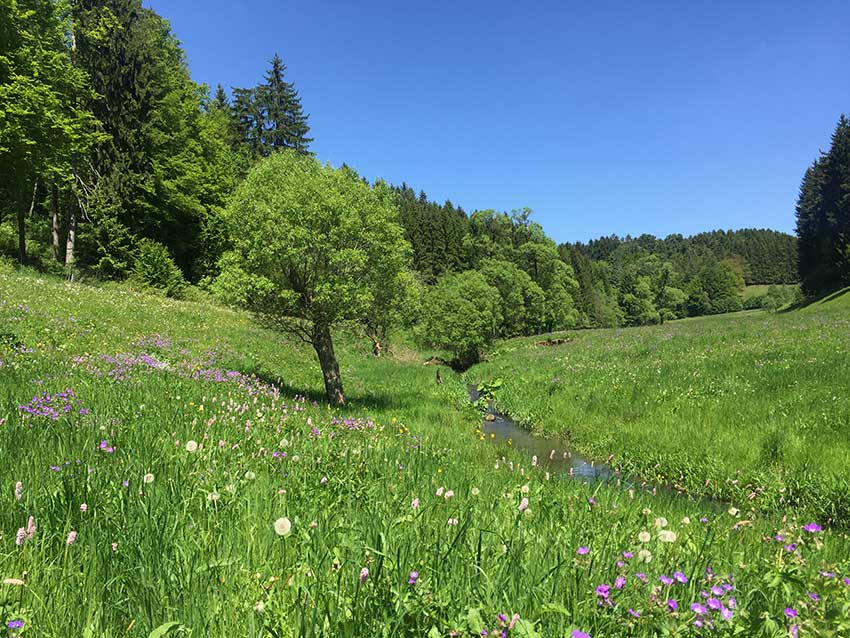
[728,507,740,517]
[444,490,454,499]
[518,497,529,512]
[681,517,691,525]
[274,517,292,536]
[654,517,668,529]
[185,440,198,453]
[638,531,651,543]
[143,473,155,484]
[436,487,444,497]
[447,518,458,526]
[658,530,677,543]
[471,487,480,496]
[79,503,88,513]
[520,484,530,494]
[637,549,653,563]
[254,601,265,613]
[244,471,256,481]
[411,498,420,510]
[208,492,221,503]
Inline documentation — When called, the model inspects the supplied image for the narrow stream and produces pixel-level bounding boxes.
[468,385,615,483]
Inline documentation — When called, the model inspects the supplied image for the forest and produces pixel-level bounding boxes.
[1,0,848,352]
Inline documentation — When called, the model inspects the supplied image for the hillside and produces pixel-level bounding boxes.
[1,270,849,636]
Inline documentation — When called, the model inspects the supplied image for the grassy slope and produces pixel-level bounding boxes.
[468,289,850,520]
[1,270,849,637]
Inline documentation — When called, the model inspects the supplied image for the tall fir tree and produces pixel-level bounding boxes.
[796,115,850,294]
[232,54,312,157]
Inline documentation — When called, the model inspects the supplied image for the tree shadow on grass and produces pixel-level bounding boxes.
[238,364,406,412]
[780,286,849,313]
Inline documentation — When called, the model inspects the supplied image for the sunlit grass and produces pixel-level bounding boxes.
[1,271,849,637]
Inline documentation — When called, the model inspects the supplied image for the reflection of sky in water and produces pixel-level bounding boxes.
[469,385,613,483]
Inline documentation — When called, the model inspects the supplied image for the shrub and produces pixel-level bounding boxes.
[131,239,186,298]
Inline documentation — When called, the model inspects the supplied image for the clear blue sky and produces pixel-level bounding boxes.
[148,0,850,244]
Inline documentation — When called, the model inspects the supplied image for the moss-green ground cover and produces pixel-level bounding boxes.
[1,271,849,637]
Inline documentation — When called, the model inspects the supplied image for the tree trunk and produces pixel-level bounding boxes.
[51,182,61,262]
[312,323,345,406]
[18,180,37,264]
[65,206,77,278]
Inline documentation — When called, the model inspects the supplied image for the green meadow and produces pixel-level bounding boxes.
[468,291,850,522]
[1,269,849,637]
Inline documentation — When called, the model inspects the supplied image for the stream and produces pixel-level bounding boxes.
[468,385,615,483]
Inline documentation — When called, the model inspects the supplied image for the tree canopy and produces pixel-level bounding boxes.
[224,151,411,405]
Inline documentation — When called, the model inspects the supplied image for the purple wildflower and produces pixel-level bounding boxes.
[802,523,822,533]
[577,546,589,555]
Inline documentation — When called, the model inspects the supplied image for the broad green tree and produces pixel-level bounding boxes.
[420,270,502,367]
[225,152,411,405]
[0,0,103,264]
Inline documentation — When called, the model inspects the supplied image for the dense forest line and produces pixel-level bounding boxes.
[1,0,845,345]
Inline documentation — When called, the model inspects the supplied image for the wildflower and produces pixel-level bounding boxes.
[784,608,797,618]
[444,489,454,499]
[408,570,419,585]
[273,517,292,537]
[80,503,88,512]
[784,543,797,552]
[185,440,198,453]
[518,498,529,513]
[615,576,626,589]
[595,584,610,600]
[2,578,25,586]
[320,476,328,485]
[15,528,25,546]
[628,608,640,618]
[681,516,691,525]
[521,484,530,494]
[471,487,480,496]
[674,571,688,584]
[143,473,155,484]
[14,481,22,501]
[807,592,819,602]
[411,498,420,510]
[667,599,678,611]
[436,487,444,497]
[359,567,369,583]
[654,517,668,528]
[720,606,733,621]
[244,471,256,480]
[727,507,739,517]
[691,603,707,615]
[577,546,589,555]
[447,517,458,526]
[111,542,118,552]
[635,572,647,581]
[254,601,265,613]
[638,531,651,543]
[660,575,674,586]
[7,620,24,630]
[208,492,220,503]
[658,530,677,543]
[571,631,591,638]
[66,530,77,545]
[623,551,634,559]
[707,598,722,610]
[637,549,652,563]
[802,522,822,533]
[25,516,35,539]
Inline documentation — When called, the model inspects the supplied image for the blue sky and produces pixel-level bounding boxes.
[148,0,850,244]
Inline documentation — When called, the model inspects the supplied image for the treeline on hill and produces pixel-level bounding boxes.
[0,0,822,365]
[795,114,850,296]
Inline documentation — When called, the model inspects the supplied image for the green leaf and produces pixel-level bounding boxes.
[148,621,181,638]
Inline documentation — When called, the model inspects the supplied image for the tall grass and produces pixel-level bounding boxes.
[1,271,848,637]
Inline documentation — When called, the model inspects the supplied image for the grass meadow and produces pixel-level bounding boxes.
[1,269,849,637]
